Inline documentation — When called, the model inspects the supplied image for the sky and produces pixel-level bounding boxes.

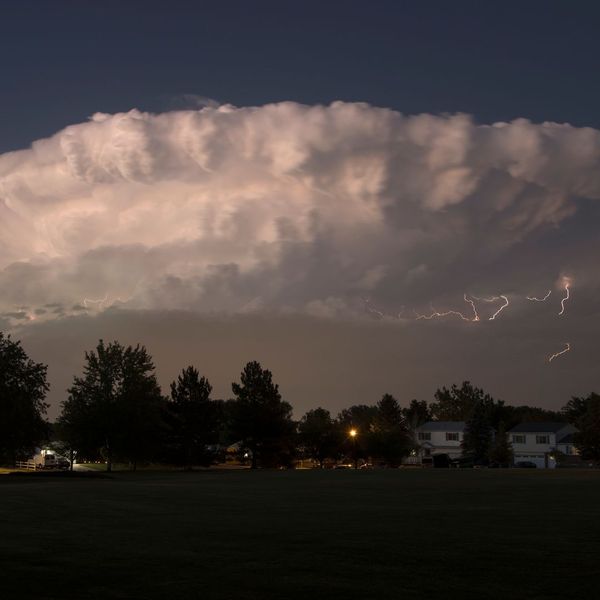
[2,0,600,418]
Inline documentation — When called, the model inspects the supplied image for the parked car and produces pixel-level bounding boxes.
[515,461,537,469]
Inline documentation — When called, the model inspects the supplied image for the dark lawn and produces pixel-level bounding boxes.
[0,469,599,600]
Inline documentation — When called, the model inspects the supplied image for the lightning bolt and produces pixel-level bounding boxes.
[415,308,473,321]
[548,342,571,363]
[83,294,108,309]
[558,279,571,316]
[488,295,509,320]
[463,294,480,321]
[363,298,385,319]
[415,295,479,322]
[526,290,551,302]
[471,294,510,320]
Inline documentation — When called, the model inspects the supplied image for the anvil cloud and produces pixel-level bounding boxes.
[2,102,600,322]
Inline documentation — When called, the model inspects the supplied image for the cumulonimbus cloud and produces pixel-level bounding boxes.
[1,101,600,322]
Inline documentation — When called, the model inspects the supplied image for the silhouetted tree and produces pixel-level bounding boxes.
[501,405,563,429]
[336,404,378,464]
[230,361,295,469]
[402,399,432,429]
[0,333,49,466]
[337,404,378,433]
[462,398,494,464]
[59,340,163,471]
[432,381,504,426]
[489,422,513,466]
[562,396,591,424]
[568,393,600,463]
[166,366,219,469]
[298,408,339,467]
[370,394,411,467]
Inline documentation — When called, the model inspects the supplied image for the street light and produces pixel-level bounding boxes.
[349,428,358,469]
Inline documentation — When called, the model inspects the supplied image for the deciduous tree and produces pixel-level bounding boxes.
[570,393,600,463]
[59,340,163,471]
[298,407,339,467]
[0,333,49,466]
[489,422,513,466]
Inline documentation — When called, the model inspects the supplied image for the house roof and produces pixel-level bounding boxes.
[557,433,576,444]
[418,421,465,432]
[508,422,571,434]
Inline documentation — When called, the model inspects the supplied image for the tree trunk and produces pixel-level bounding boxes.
[69,448,74,472]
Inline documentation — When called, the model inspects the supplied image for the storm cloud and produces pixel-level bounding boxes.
[2,102,600,316]
[1,102,599,414]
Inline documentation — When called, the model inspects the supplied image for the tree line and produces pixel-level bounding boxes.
[1,332,599,470]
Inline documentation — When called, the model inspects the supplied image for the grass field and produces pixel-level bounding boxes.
[1,469,599,600]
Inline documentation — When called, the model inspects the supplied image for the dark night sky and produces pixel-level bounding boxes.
[2,1,600,417]
[2,0,600,152]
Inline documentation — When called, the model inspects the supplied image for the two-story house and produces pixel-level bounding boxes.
[508,422,578,468]
[409,421,466,464]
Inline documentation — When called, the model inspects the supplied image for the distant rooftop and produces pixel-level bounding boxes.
[418,421,466,432]
[508,422,573,434]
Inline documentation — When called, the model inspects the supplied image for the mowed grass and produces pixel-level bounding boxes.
[1,469,599,600]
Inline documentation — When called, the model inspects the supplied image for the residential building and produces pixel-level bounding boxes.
[508,422,578,468]
[406,421,466,465]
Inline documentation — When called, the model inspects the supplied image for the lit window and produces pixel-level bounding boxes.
[418,432,431,441]
[512,435,526,444]
[446,432,459,441]
[536,435,550,444]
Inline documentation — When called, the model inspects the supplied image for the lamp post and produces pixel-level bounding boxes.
[349,428,358,469]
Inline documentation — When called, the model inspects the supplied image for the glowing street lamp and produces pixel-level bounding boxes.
[349,428,358,469]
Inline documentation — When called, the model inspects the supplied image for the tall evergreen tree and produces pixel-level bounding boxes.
[370,394,411,467]
[461,398,494,464]
[0,333,49,466]
[167,366,218,469]
[230,361,295,469]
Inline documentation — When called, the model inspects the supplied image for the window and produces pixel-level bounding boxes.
[536,435,550,444]
[512,435,526,444]
[445,432,459,441]
[418,432,431,441]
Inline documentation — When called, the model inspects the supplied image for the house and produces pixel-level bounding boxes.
[508,422,578,469]
[406,421,466,465]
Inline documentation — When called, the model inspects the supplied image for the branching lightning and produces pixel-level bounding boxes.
[548,342,571,363]
[488,295,510,320]
[526,290,551,302]
[471,294,510,320]
[414,295,479,322]
[463,294,480,322]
